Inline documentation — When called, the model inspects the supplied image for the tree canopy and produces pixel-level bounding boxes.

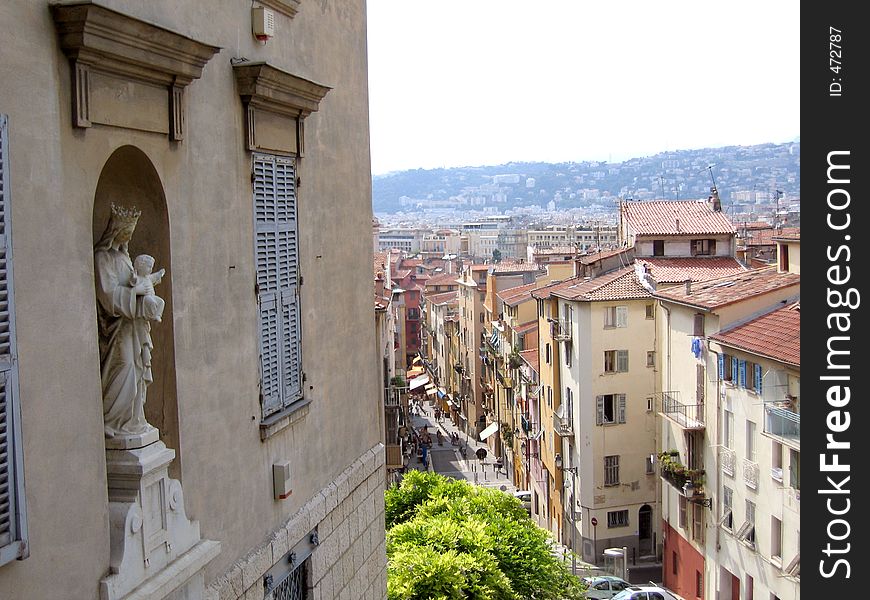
[385,470,585,600]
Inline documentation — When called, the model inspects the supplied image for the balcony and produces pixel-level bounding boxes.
[763,404,800,449]
[658,391,705,430]
[743,458,759,489]
[721,447,735,477]
[385,444,404,469]
[384,386,405,408]
[553,412,574,437]
[659,450,705,492]
[549,318,572,342]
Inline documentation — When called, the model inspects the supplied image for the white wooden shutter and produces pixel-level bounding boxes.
[1,114,27,565]
[596,396,604,425]
[254,155,301,417]
[617,394,626,424]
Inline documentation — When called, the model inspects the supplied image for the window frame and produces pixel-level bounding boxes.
[0,114,28,566]
[604,455,620,486]
[604,349,629,373]
[596,393,627,425]
[606,509,629,528]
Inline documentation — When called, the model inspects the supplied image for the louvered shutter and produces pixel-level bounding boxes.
[254,155,302,416]
[617,394,626,424]
[596,396,604,425]
[754,364,762,395]
[1,114,27,565]
[717,354,724,380]
[738,360,746,388]
[731,356,739,383]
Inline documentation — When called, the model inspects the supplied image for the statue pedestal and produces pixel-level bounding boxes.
[100,440,220,600]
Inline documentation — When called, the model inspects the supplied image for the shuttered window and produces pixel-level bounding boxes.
[1,114,27,566]
[254,154,302,418]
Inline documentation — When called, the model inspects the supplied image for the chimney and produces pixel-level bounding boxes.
[675,218,681,232]
[685,279,692,295]
[709,186,722,212]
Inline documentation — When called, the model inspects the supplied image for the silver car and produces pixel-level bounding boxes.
[611,584,681,600]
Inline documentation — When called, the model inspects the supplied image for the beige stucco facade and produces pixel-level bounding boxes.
[1,1,384,599]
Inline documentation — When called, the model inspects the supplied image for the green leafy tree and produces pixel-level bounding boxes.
[492,248,502,262]
[385,470,585,600]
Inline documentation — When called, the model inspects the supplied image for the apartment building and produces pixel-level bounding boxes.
[654,267,800,600]
[1,2,385,598]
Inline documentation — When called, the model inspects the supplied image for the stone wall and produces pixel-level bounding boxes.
[206,444,387,600]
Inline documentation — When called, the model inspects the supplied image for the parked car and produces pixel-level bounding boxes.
[512,490,532,512]
[611,584,681,600]
[581,575,632,599]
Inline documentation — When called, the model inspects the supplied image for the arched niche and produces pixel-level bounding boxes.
[92,145,182,478]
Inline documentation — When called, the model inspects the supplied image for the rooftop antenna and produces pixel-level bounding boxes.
[658,176,666,200]
[700,164,718,194]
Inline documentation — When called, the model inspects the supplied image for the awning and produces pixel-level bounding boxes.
[412,355,423,365]
[446,399,455,408]
[437,387,447,399]
[425,387,438,397]
[531,428,544,441]
[479,421,500,441]
[409,374,430,390]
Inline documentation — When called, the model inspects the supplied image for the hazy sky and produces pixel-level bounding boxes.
[366,1,800,175]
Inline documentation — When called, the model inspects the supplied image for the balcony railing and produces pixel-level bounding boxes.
[384,386,406,408]
[553,412,574,437]
[721,447,735,477]
[550,318,572,342]
[743,458,759,489]
[764,405,800,448]
[658,391,705,430]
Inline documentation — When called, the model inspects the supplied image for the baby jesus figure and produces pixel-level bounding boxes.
[133,254,166,322]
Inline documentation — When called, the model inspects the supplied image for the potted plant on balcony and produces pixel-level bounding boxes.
[508,351,523,370]
[658,450,705,491]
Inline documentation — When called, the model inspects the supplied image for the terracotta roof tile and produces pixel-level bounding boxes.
[498,282,538,306]
[553,266,652,302]
[531,276,581,300]
[739,227,800,247]
[639,257,748,284]
[490,262,544,273]
[578,247,633,265]
[710,302,800,367]
[426,290,459,305]
[773,230,800,242]
[520,348,539,373]
[622,200,736,236]
[426,272,462,287]
[514,320,538,335]
[655,266,800,310]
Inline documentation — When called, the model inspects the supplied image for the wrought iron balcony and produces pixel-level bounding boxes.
[553,412,574,437]
[658,391,705,430]
[743,458,759,489]
[763,404,800,449]
[549,318,572,342]
[721,447,736,477]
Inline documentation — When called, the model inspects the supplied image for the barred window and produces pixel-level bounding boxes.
[607,510,629,528]
[604,455,620,486]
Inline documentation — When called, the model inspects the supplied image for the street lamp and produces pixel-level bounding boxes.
[554,452,578,576]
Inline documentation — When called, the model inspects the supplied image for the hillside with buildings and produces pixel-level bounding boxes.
[373,141,800,222]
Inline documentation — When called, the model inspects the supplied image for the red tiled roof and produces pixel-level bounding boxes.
[514,320,538,335]
[553,266,652,302]
[638,257,748,284]
[426,272,462,287]
[531,276,580,300]
[655,266,800,310]
[374,251,388,276]
[710,302,800,367]
[577,247,633,265]
[520,348,539,373]
[773,230,800,242]
[470,264,491,271]
[622,200,736,235]
[498,282,538,306]
[739,227,800,247]
[426,291,459,305]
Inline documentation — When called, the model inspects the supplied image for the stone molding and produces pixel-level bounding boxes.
[256,0,302,19]
[50,1,221,139]
[232,61,331,155]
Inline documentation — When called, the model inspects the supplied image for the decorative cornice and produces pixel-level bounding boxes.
[233,62,331,118]
[51,2,221,87]
[256,0,302,19]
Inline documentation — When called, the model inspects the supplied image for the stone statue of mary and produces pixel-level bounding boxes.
[94,204,164,441]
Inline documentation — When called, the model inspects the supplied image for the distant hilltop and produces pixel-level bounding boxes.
[372,141,800,215]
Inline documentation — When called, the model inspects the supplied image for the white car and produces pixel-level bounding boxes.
[581,575,632,599]
[611,584,681,600]
[512,490,532,512]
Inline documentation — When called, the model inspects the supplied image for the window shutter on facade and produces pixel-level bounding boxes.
[596,396,604,425]
[1,114,27,565]
[254,154,302,417]
[754,364,762,395]
[718,354,725,380]
[731,356,739,383]
[739,360,746,388]
[617,394,626,424]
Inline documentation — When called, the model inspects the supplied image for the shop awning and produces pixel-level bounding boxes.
[409,374,430,390]
[425,387,438,397]
[446,399,455,409]
[479,421,500,441]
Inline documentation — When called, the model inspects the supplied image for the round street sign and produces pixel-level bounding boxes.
[476,447,488,460]
[591,517,598,527]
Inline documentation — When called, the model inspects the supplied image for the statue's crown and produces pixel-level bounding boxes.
[111,203,141,226]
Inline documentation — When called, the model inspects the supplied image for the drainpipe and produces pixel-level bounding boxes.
[660,302,672,564]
